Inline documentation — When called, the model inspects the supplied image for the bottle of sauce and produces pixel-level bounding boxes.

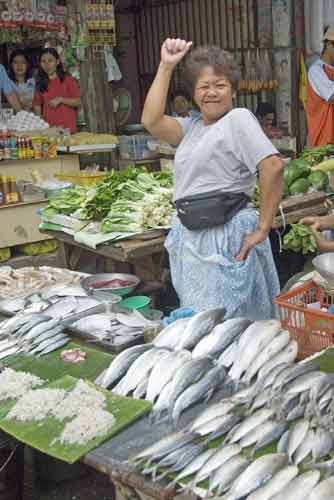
[7,176,20,203]
[0,176,4,205]
[2,176,10,204]
[3,134,10,160]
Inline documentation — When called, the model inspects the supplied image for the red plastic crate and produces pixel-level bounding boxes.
[274,280,334,360]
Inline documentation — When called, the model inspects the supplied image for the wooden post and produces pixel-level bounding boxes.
[68,0,116,133]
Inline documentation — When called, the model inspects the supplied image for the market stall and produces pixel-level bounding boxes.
[1,269,334,499]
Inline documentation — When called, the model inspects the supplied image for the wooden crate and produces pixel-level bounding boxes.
[273,192,329,229]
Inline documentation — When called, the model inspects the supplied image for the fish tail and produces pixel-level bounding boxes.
[155,470,168,482]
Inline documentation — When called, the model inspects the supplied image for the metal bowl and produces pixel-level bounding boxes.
[81,273,140,297]
[312,253,334,284]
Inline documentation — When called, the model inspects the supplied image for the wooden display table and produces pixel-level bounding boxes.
[273,191,330,229]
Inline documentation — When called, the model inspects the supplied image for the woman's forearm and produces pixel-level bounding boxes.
[141,63,173,130]
[61,97,81,108]
[258,156,284,233]
[318,215,334,231]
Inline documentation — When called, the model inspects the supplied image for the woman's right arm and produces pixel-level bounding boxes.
[301,215,334,231]
[141,38,192,146]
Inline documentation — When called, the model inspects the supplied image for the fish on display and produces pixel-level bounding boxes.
[98,344,152,389]
[308,476,334,500]
[209,454,250,495]
[221,453,288,499]
[270,470,320,500]
[192,318,251,359]
[192,443,242,487]
[176,308,225,350]
[246,465,299,500]
[229,321,283,381]
[146,349,191,403]
[171,364,226,424]
[152,318,191,350]
[132,430,198,464]
[113,348,170,396]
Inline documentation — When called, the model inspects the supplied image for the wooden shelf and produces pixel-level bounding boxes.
[0,199,46,209]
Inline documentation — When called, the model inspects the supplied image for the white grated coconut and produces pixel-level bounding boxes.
[56,407,115,445]
[6,388,66,421]
[51,380,106,421]
[0,368,44,400]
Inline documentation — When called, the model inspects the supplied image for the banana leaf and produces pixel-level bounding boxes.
[0,375,152,464]
[3,342,113,382]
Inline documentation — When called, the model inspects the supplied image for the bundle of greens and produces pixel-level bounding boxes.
[46,186,88,216]
[101,172,174,233]
[283,223,317,254]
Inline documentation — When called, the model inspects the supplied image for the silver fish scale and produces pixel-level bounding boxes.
[167,357,214,409]
[133,431,197,463]
[247,465,299,500]
[176,308,225,350]
[99,343,152,389]
[270,470,320,500]
[308,476,334,500]
[146,350,191,403]
[172,365,226,424]
[223,453,288,499]
[210,454,250,495]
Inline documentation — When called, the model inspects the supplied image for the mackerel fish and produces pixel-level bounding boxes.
[221,453,288,500]
[176,308,225,350]
[171,364,226,424]
[192,318,250,359]
[99,343,152,389]
[247,465,298,500]
[270,470,320,500]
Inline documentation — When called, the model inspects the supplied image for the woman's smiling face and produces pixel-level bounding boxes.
[193,66,234,125]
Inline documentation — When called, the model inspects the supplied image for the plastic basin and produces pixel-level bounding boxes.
[119,295,151,314]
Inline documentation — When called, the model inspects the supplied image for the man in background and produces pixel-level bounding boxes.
[307,25,334,147]
[256,102,283,139]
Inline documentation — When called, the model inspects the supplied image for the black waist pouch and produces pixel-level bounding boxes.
[175,190,250,230]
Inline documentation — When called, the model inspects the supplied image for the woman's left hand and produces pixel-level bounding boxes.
[235,228,268,261]
[48,97,63,108]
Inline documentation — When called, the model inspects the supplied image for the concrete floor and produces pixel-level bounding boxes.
[37,468,115,500]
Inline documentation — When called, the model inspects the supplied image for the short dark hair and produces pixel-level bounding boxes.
[184,46,241,94]
[256,102,276,118]
[8,49,32,83]
[170,88,191,102]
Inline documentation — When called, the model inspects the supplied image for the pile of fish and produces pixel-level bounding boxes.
[0,313,69,359]
[0,285,103,360]
[98,311,301,425]
[0,266,83,299]
[0,284,99,316]
[134,432,334,499]
[72,310,157,348]
[130,354,334,497]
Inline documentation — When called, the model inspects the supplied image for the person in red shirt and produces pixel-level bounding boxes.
[33,48,81,133]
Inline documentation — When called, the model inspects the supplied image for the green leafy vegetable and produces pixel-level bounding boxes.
[283,224,317,254]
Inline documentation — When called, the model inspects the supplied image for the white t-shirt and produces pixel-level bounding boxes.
[308,59,334,102]
[173,108,278,201]
[13,78,35,109]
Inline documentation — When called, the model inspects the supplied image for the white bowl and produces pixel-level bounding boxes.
[312,253,334,284]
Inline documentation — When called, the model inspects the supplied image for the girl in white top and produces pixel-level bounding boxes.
[8,49,35,111]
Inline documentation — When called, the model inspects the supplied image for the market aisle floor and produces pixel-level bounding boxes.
[37,468,115,500]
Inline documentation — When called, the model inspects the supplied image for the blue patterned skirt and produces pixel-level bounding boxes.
[165,208,280,320]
